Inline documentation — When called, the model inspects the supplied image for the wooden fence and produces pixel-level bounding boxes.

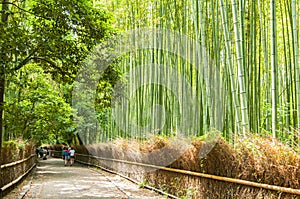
[0,154,36,197]
[49,150,300,198]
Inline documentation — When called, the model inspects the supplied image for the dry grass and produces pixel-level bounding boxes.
[234,134,300,189]
[68,134,300,198]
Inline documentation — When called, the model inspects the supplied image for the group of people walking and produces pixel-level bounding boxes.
[36,147,49,160]
[62,147,76,166]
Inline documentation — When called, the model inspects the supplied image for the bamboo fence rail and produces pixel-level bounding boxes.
[84,154,300,195]
[50,150,300,196]
[1,154,36,169]
[0,154,36,196]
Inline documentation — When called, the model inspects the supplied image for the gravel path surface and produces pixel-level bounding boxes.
[4,157,167,199]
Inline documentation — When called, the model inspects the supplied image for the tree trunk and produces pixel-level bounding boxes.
[0,0,9,189]
[0,72,4,189]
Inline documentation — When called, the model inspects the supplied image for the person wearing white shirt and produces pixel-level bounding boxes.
[69,147,76,166]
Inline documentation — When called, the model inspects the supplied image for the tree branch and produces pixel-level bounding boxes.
[13,47,40,71]
[1,2,52,20]
[32,56,60,68]
[31,56,69,76]
[1,2,32,15]
[13,52,72,78]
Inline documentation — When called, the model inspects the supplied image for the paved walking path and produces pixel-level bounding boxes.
[4,157,167,199]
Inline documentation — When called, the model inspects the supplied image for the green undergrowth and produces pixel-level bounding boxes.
[2,140,35,164]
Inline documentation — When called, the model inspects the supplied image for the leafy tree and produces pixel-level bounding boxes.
[0,0,113,163]
[5,64,75,145]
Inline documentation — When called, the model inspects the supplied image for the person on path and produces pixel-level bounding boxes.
[39,147,44,158]
[36,147,40,158]
[42,147,48,160]
[61,147,65,159]
[63,147,70,166]
[69,147,76,166]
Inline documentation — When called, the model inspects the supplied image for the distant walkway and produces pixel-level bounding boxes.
[6,157,166,199]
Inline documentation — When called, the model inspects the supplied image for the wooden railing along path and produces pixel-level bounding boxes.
[50,150,300,198]
[0,154,36,197]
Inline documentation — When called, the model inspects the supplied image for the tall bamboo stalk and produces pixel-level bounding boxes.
[220,0,241,135]
[291,0,300,130]
[231,0,248,136]
[270,0,278,138]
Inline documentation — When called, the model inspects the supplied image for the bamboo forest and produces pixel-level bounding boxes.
[1,0,300,198]
[73,0,300,145]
